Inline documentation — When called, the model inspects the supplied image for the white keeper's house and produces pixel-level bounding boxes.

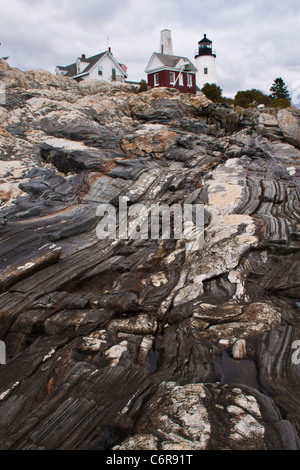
[55,48,128,84]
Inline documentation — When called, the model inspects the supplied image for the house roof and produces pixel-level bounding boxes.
[145,52,197,73]
[56,51,127,78]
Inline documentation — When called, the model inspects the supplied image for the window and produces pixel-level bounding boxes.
[154,73,159,86]
[98,67,103,76]
[169,72,175,85]
[187,74,192,87]
[204,68,208,75]
[179,74,184,86]
[76,60,81,74]
[112,68,116,80]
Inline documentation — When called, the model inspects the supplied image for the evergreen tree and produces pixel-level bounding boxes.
[270,78,291,102]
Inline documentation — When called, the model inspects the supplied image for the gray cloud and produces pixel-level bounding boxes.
[0,0,299,100]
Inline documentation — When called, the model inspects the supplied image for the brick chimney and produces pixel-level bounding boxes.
[81,54,86,60]
[160,29,173,55]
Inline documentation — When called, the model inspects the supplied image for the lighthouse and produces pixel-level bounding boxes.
[195,34,218,90]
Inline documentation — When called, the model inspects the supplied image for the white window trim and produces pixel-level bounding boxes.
[179,73,184,86]
[169,71,175,85]
[187,74,192,87]
[154,73,159,86]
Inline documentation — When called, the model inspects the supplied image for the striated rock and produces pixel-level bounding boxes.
[0,234,61,290]
[40,143,122,174]
[257,326,300,433]
[0,59,299,450]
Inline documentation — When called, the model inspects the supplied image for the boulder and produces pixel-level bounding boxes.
[277,107,300,148]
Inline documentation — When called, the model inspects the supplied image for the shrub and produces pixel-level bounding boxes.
[136,79,149,93]
[201,83,223,103]
[234,89,272,108]
[272,98,291,108]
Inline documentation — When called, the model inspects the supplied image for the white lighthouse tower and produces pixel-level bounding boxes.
[195,34,218,90]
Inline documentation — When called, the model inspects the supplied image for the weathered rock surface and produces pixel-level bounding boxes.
[114,382,299,450]
[0,59,300,450]
[277,108,300,149]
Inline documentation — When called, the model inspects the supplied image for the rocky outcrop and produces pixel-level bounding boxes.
[0,59,300,450]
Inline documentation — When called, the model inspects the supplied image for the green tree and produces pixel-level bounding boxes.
[234,89,272,108]
[270,78,291,102]
[201,83,223,103]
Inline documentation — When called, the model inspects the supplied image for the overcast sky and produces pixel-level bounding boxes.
[0,0,299,100]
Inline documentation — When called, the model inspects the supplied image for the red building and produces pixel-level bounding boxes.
[145,30,198,94]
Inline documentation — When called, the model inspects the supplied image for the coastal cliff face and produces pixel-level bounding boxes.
[0,58,300,450]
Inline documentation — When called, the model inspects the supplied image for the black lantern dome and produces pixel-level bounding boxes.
[195,34,216,58]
